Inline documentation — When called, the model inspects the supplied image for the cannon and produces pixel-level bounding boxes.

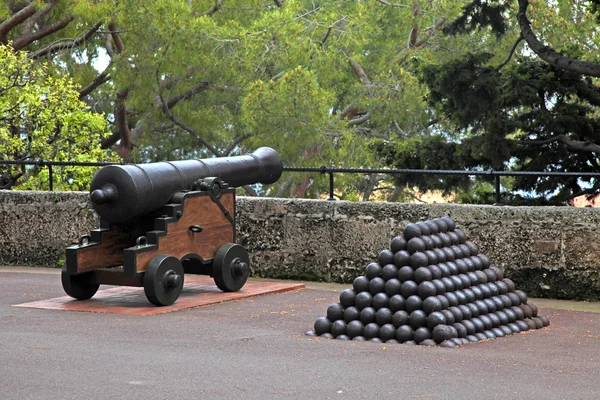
[62,147,283,306]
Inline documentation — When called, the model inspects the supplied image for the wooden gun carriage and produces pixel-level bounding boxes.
[63,147,282,306]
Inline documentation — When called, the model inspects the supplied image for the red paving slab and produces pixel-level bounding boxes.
[13,276,304,315]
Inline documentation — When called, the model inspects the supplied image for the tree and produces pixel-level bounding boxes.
[0,43,114,190]
[378,0,600,204]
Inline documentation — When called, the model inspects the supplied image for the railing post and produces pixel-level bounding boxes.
[48,163,53,191]
[328,171,335,201]
[494,175,501,204]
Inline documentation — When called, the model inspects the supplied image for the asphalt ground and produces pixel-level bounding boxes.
[1,268,600,400]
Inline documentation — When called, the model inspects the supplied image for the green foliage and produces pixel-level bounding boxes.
[0,43,116,190]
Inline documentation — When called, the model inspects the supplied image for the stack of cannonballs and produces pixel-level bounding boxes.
[309,216,549,347]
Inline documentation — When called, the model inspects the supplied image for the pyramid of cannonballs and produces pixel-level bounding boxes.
[309,216,550,347]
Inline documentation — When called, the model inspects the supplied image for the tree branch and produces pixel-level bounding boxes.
[273,0,283,7]
[374,0,408,7]
[111,88,132,158]
[0,3,37,44]
[12,15,75,51]
[108,22,124,54]
[224,133,253,156]
[522,134,600,153]
[78,70,111,99]
[495,34,523,72]
[517,0,600,77]
[164,82,211,110]
[349,58,371,85]
[348,112,371,126]
[203,0,223,16]
[29,21,103,59]
[21,0,58,37]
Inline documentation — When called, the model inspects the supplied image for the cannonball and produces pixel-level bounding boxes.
[346,320,364,338]
[487,282,500,297]
[409,310,427,329]
[520,304,533,319]
[515,290,528,305]
[452,337,465,346]
[360,307,376,325]
[441,309,455,325]
[463,258,475,272]
[405,295,423,313]
[463,288,476,303]
[434,249,447,264]
[403,223,422,240]
[516,320,530,331]
[423,296,443,314]
[396,325,414,343]
[393,251,411,268]
[327,303,344,321]
[386,339,399,344]
[448,232,460,246]
[415,221,431,236]
[525,319,537,330]
[508,322,521,334]
[507,292,521,307]
[500,295,513,309]
[432,324,455,344]
[510,306,524,321]
[375,307,393,325]
[532,318,544,329]
[402,340,416,345]
[475,300,489,315]
[381,264,399,281]
[331,320,347,337]
[454,228,466,244]
[432,279,446,295]
[425,220,440,234]
[504,308,517,323]
[305,330,317,337]
[438,232,452,247]
[454,290,468,305]
[502,278,516,292]
[437,263,450,277]
[465,241,479,256]
[449,306,464,323]
[471,286,484,300]
[314,317,332,335]
[363,323,380,339]
[470,256,483,270]
[488,313,501,328]
[418,281,437,299]
[353,276,370,293]
[539,315,550,327]
[339,289,356,308]
[495,311,509,326]
[411,253,429,269]
[401,280,418,297]
[439,340,456,348]
[441,216,456,231]
[413,327,431,344]
[427,264,442,279]
[420,339,437,347]
[442,247,456,262]
[321,333,334,339]
[478,284,492,299]
[451,245,465,260]
[422,236,435,251]
[397,266,414,282]
[343,306,360,323]
[447,262,459,276]
[436,295,450,310]
[478,254,491,269]
[484,269,497,283]
[466,335,479,343]
[337,335,351,341]
[434,218,449,233]
[407,238,426,254]
[471,317,485,333]
[441,277,455,292]
[424,250,439,266]
[369,337,383,343]
[431,235,443,249]
[462,319,476,335]
[491,327,504,338]
[453,322,468,338]
[379,324,396,341]
[495,281,509,295]
[444,292,459,307]
[388,295,405,312]
[483,330,496,339]
[490,266,504,280]
[459,244,471,258]
[392,310,409,328]
[483,298,497,313]
[529,303,538,317]
[352,336,366,341]
[426,311,447,330]
[377,249,394,266]
[500,325,513,336]
[458,304,473,320]
[355,291,373,310]
[369,277,386,295]
[372,293,389,310]
[455,259,468,274]
[474,270,488,284]
[365,263,382,280]
[466,303,480,318]
[492,296,505,311]
[385,278,402,297]
[459,274,472,289]
[390,235,407,253]
[479,315,493,330]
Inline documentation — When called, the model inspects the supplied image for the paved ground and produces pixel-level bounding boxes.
[1,267,600,400]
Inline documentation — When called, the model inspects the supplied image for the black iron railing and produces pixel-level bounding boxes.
[2,160,600,204]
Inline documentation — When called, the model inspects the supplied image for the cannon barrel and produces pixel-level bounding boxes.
[90,147,282,223]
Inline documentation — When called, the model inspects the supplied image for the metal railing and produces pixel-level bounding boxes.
[2,160,600,204]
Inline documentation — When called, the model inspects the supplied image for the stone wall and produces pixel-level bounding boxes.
[2,190,600,300]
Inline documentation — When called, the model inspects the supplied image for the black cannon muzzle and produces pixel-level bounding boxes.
[90,147,282,223]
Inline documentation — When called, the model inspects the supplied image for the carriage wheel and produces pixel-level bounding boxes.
[144,254,184,306]
[61,267,99,300]
[213,243,250,292]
